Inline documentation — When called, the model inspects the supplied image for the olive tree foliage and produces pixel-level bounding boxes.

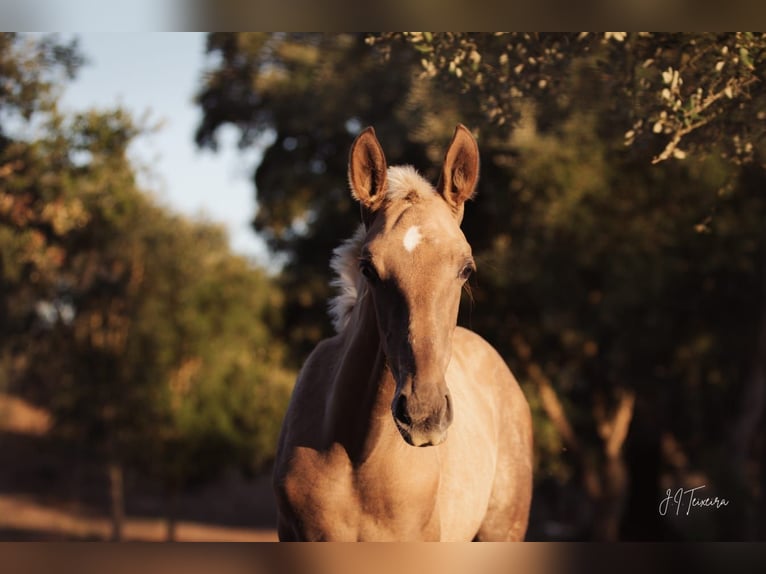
[373,33,766,166]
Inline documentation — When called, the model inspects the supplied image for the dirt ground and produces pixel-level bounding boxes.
[0,393,278,542]
[0,494,277,541]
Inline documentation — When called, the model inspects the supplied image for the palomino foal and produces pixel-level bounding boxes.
[273,125,533,541]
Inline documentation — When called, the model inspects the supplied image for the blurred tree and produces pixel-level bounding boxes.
[124,213,293,540]
[0,32,84,388]
[0,32,143,538]
[196,32,766,540]
[1,33,292,541]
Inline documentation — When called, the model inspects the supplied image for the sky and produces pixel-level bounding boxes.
[57,32,271,266]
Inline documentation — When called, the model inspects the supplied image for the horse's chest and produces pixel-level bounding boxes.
[279,445,441,541]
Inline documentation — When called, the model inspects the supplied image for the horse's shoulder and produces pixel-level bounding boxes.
[451,326,523,393]
[453,327,508,367]
[453,325,491,347]
[451,327,532,451]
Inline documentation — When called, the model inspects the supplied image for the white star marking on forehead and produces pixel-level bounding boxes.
[403,225,422,252]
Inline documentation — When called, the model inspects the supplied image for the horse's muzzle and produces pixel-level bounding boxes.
[392,391,453,447]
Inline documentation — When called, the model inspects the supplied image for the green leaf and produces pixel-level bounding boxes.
[740,47,754,70]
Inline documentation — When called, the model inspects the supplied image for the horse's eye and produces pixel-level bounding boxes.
[459,263,475,281]
[359,260,379,283]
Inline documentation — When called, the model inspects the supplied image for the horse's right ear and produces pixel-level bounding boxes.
[436,125,479,223]
[348,127,388,220]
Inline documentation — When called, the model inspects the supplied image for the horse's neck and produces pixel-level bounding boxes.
[325,292,396,462]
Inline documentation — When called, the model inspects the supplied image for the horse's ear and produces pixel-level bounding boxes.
[349,127,388,222]
[436,125,479,222]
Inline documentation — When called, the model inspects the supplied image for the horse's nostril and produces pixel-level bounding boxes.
[394,394,411,426]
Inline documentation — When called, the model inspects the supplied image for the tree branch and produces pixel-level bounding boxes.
[605,390,636,459]
[512,334,581,454]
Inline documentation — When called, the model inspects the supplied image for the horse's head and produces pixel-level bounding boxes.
[347,125,479,447]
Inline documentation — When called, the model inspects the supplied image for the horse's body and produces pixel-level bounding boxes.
[273,126,533,541]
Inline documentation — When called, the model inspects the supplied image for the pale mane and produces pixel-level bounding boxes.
[329,165,434,332]
[328,224,367,333]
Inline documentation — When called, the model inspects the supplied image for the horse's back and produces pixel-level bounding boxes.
[439,327,533,540]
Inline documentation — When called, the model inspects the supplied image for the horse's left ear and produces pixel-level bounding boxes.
[349,127,388,225]
[437,125,479,221]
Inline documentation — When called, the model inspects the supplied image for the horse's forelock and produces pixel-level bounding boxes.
[385,165,434,203]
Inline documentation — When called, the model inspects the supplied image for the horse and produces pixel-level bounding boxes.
[272,125,533,541]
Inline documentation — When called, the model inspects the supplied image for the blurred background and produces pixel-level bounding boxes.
[1,32,765,541]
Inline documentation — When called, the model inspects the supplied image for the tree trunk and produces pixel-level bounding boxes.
[592,451,628,540]
[108,460,125,541]
[592,390,635,541]
[722,247,766,540]
[166,486,179,542]
[621,401,663,540]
